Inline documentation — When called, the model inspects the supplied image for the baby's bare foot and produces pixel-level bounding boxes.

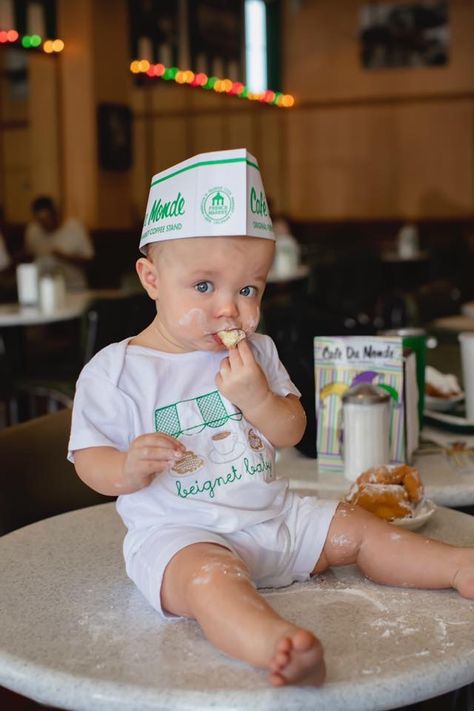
[268,629,325,687]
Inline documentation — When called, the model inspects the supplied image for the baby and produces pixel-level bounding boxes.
[69,149,474,687]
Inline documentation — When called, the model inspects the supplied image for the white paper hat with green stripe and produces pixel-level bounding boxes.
[139,148,274,253]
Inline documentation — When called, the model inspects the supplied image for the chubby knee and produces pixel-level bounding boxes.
[312,502,368,574]
[189,548,251,588]
[161,543,251,616]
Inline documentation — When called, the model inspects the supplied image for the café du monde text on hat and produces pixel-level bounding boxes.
[139,148,274,252]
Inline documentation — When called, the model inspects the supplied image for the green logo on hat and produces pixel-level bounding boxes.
[201,187,234,224]
[250,187,269,217]
[146,192,185,226]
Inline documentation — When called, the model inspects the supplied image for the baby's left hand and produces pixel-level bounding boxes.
[215,339,270,413]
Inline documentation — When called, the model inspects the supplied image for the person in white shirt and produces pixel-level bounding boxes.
[68,150,474,688]
[25,195,94,289]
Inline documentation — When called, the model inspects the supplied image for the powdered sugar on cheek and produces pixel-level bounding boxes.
[177,308,210,331]
[242,307,260,334]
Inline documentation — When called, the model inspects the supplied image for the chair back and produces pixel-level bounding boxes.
[83,293,156,363]
[0,409,114,535]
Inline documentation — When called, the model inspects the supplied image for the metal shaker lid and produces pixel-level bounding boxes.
[342,383,390,405]
[379,328,426,337]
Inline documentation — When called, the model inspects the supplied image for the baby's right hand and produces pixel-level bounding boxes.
[123,433,185,489]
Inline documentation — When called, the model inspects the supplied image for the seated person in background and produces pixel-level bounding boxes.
[25,195,94,290]
[0,212,11,272]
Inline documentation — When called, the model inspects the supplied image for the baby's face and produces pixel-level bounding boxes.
[145,237,274,352]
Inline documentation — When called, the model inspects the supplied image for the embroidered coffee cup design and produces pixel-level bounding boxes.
[211,430,236,455]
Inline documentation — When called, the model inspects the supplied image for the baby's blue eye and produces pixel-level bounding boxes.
[195,281,213,294]
[240,285,257,297]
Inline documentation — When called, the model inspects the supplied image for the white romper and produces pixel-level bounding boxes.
[68,334,337,617]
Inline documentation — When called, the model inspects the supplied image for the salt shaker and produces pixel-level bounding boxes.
[16,263,39,305]
[342,383,390,482]
[39,271,66,313]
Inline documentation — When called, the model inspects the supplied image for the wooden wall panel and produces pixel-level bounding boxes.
[151,116,189,176]
[286,106,397,219]
[257,111,285,213]
[286,101,474,219]
[29,55,60,203]
[131,118,149,222]
[2,128,30,222]
[397,101,474,217]
[281,0,474,219]
[225,111,255,154]
[128,0,474,222]
[284,0,474,102]
[188,114,226,155]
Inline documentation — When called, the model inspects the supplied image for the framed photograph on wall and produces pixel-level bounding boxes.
[97,103,133,171]
[360,0,449,69]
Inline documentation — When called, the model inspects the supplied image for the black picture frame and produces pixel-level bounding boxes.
[97,103,133,171]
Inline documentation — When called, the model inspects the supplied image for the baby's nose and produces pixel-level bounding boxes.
[217,297,239,319]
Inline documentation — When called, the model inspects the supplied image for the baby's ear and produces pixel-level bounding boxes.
[136,256,159,300]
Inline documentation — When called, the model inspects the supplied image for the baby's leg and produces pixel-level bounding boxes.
[313,503,474,598]
[161,542,325,687]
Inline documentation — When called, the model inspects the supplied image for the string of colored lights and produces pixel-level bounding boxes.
[0,30,294,107]
[0,29,64,53]
[130,59,295,108]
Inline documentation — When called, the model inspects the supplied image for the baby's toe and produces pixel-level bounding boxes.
[292,629,318,652]
[275,636,292,654]
[270,651,290,671]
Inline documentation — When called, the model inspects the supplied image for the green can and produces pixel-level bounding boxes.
[380,328,426,428]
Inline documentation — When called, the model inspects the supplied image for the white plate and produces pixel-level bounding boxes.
[424,393,464,412]
[391,499,436,531]
[423,408,474,433]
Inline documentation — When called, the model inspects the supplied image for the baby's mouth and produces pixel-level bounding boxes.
[216,328,246,348]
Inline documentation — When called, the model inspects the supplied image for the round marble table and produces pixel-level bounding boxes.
[1,503,473,711]
[0,289,123,327]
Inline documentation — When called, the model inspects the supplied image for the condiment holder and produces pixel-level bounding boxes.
[39,272,66,313]
[342,383,390,482]
[16,263,39,306]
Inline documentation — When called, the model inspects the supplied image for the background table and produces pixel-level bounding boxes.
[0,289,123,327]
[1,503,473,711]
[267,264,310,284]
[431,315,474,333]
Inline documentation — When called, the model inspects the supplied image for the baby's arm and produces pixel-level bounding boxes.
[74,433,185,496]
[215,340,306,448]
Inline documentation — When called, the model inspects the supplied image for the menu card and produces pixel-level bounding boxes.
[314,336,419,473]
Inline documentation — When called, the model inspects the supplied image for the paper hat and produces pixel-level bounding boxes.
[139,148,274,252]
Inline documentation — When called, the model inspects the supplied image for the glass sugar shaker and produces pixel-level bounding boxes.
[341,383,390,482]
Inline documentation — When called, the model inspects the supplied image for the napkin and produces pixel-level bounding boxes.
[425,365,461,397]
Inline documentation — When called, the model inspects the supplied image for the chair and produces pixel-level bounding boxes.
[82,292,156,362]
[0,408,114,535]
[10,292,156,423]
[410,279,462,326]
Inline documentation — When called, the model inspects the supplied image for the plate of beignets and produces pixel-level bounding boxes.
[391,498,436,530]
[345,464,436,530]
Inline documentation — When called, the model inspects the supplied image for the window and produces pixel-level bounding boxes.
[245,0,267,92]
